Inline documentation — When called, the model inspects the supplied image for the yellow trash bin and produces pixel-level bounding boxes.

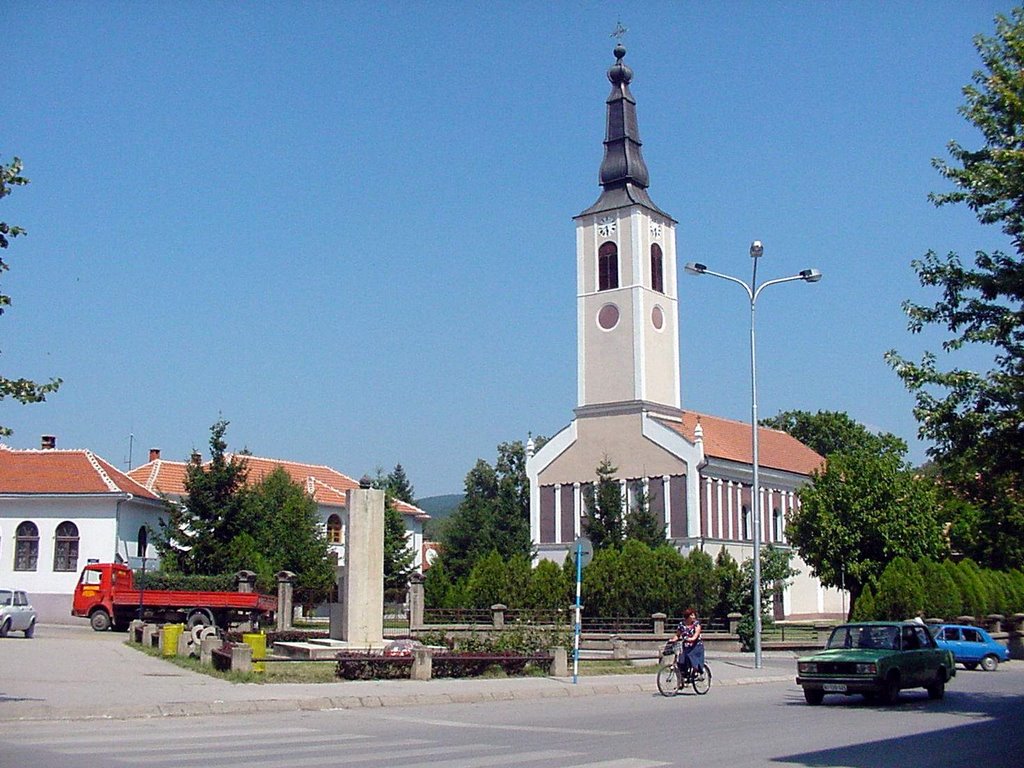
[243,632,266,673]
[162,623,184,657]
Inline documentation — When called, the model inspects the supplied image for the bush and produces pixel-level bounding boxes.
[918,557,961,619]
[874,557,925,620]
[134,570,237,592]
[851,584,877,621]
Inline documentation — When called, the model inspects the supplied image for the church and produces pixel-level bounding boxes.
[525,43,844,621]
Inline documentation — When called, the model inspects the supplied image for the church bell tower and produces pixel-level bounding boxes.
[574,43,681,418]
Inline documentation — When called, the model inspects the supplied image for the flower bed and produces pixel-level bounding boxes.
[334,650,553,680]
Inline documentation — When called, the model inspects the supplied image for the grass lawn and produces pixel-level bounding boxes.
[128,640,646,683]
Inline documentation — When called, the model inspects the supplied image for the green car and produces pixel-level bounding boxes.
[796,621,955,705]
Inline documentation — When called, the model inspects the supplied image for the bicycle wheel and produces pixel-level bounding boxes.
[657,664,680,697]
[692,664,712,695]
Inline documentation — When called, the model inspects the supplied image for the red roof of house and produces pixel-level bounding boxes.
[127,454,429,521]
[0,445,161,499]
[658,411,824,476]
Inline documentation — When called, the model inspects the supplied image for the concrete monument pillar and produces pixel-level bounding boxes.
[276,570,296,632]
[330,479,385,647]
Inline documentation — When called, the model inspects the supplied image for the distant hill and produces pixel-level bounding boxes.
[415,494,463,519]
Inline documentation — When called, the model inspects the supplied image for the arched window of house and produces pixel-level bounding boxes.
[137,526,149,559]
[54,521,80,572]
[15,521,39,571]
[598,241,618,291]
[651,243,664,293]
[326,514,343,545]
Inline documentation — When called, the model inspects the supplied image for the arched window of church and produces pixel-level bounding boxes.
[15,521,39,571]
[741,506,750,541]
[651,243,664,293]
[326,514,343,545]
[773,507,783,542]
[54,521,80,572]
[598,242,618,291]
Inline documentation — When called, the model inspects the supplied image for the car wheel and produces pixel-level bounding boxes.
[981,654,999,672]
[926,673,946,700]
[90,609,112,632]
[803,687,824,705]
[881,674,901,705]
[24,620,35,639]
[0,619,9,638]
[964,662,978,671]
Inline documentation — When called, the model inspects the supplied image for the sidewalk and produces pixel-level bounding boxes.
[0,624,797,722]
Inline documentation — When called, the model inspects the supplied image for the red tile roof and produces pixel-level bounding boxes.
[127,453,429,520]
[658,411,824,476]
[0,445,161,499]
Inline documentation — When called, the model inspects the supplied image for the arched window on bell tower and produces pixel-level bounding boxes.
[598,241,618,290]
[651,243,664,293]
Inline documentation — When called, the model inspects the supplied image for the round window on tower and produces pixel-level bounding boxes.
[598,303,620,330]
[651,305,664,330]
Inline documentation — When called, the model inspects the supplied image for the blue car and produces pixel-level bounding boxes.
[930,624,1010,671]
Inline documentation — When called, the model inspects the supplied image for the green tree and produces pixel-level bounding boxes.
[624,486,666,548]
[385,463,416,504]
[850,583,877,621]
[466,549,508,609]
[885,9,1024,570]
[242,465,334,607]
[489,441,534,563]
[680,549,717,619]
[874,557,925,620]
[382,501,416,599]
[788,448,945,618]
[525,559,571,611]
[713,547,744,619]
[761,409,906,460]
[918,557,962,620]
[582,458,625,551]
[0,156,61,435]
[156,420,249,574]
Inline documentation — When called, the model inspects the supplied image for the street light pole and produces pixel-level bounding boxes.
[685,243,820,669]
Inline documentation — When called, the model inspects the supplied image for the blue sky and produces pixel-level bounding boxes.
[2,1,1013,497]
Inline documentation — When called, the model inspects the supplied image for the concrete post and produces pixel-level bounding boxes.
[548,646,568,677]
[200,635,221,666]
[728,612,742,635]
[234,570,256,593]
[491,604,507,630]
[1008,613,1024,660]
[276,570,296,632]
[142,623,158,648]
[956,615,975,626]
[408,572,425,630]
[130,619,144,643]
[985,614,1004,633]
[229,643,253,673]
[411,647,433,681]
[652,613,666,636]
[177,628,192,657]
[331,484,386,646]
[611,636,628,659]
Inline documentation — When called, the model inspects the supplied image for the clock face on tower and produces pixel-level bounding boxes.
[597,216,617,237]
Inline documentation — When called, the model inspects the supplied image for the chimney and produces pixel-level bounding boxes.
[149,448,161,462]
[41,435,56,450]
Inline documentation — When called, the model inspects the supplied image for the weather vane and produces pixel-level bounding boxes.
[610,21,628,41]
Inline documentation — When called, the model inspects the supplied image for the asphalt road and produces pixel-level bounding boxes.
[3,636,1022,768]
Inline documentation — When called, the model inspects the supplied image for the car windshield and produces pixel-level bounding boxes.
[826,625,900,651]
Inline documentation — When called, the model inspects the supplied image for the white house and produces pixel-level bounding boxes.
[0,439,166,622]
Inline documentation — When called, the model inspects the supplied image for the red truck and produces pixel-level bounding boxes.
[72,562,277,631]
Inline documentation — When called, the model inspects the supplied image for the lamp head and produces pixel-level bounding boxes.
[799,268,822,283]
[684,262,707,275]
[750,240,764,259]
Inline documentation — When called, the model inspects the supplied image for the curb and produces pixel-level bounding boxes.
[0,673,793,723]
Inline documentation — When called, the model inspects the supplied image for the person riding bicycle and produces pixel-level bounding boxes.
[674,608,705,680]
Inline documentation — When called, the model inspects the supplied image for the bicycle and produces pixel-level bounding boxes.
[657,642,712,696]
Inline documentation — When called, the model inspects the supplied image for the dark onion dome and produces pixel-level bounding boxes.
[578,43,672,220]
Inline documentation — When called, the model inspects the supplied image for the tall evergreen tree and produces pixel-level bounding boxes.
[886,9,1024,569]
[156,420,248,574]
[386,463,416,504]
[624,486,666,547]
[582,458,624,551]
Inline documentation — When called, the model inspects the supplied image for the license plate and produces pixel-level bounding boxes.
[823,683,847,692]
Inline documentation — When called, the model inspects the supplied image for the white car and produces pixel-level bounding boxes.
[0,589,36,638]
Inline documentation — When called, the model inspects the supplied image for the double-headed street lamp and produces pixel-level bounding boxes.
[685,241,821,669]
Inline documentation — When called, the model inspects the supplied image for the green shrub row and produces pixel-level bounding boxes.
[134,570,238,592]
[853,556,1024,621]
